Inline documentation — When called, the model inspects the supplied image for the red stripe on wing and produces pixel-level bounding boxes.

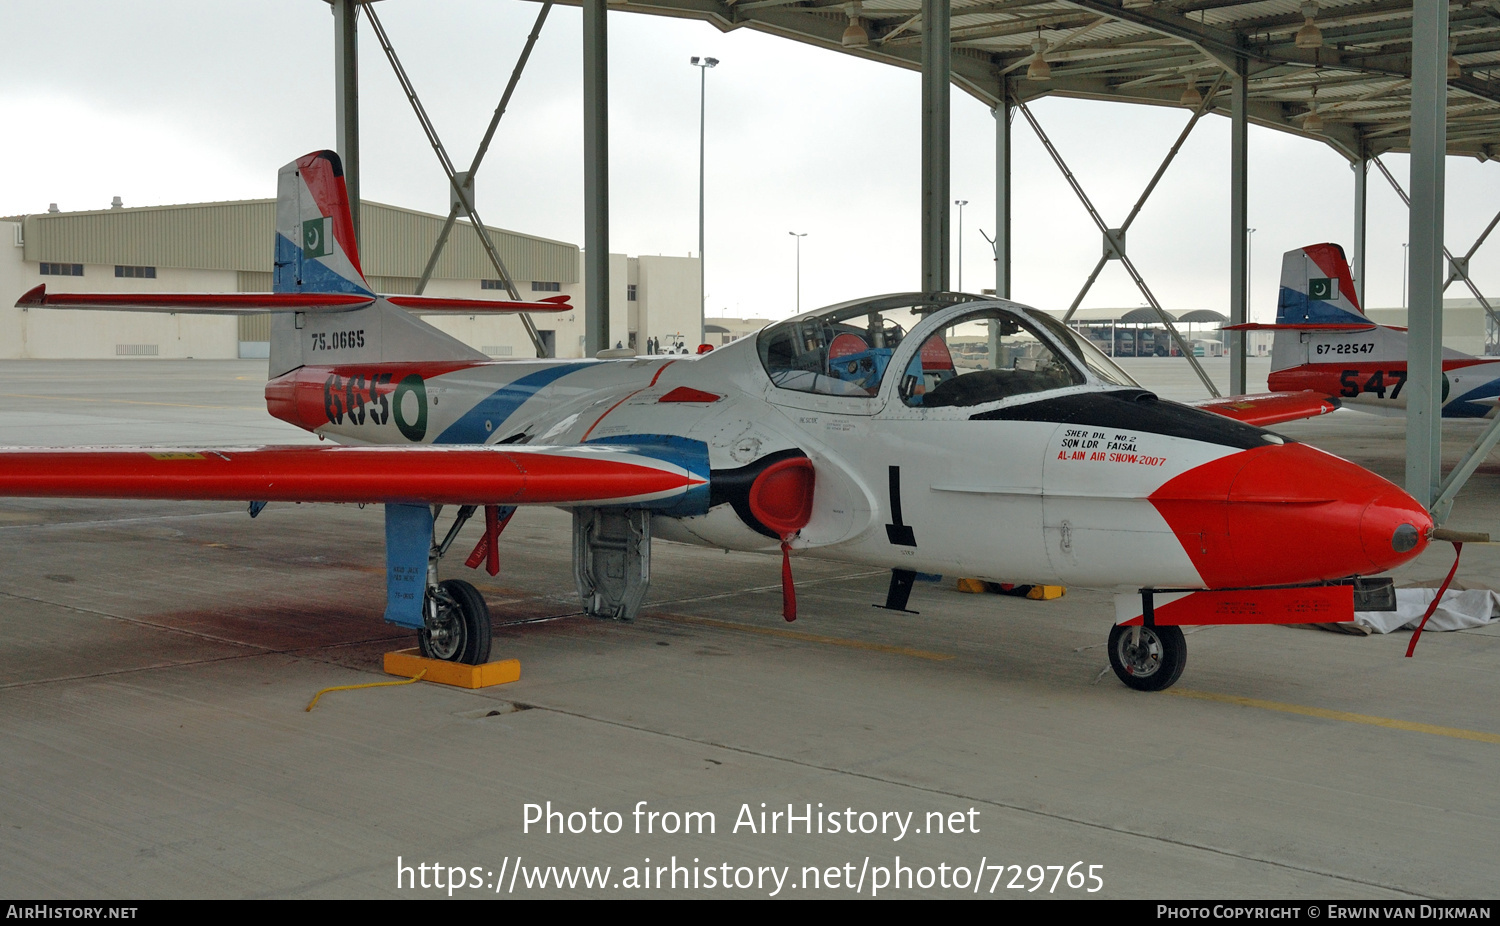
[1189,391,1340,427]
[0,446,695,506]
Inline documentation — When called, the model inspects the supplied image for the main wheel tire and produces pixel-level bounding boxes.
[418,578,493,665]
[1107,623,1187,692]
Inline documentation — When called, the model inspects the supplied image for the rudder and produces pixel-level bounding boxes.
[274,151,371,296]
[1276,243,1365,325]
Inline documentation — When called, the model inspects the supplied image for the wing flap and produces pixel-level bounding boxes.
[0,444,706,508]
[1190,391,1341,427]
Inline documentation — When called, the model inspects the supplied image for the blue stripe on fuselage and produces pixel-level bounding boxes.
[1447,377,1500,418]
[434,363,601,445]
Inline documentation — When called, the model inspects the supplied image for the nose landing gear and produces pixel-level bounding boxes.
[1107,623,1186,691]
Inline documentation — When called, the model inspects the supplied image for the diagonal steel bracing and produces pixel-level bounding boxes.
[416,4,554,298]
[1373,156,1500,331]
[365,4,547,358]
[1016,98,1220,397]
[1061,71,1225,323]
[1442,206,1500,296]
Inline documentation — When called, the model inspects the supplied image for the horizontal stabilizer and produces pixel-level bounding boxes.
[1222,322,1375,332]
[385,294,572,314]
[0,444,708,509]
[16,285,572,316]
[16,285,373,314]
[1190,390,1341,427]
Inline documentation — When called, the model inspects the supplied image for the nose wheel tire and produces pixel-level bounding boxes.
[418,579,492,665]
[1108,623,1186,692]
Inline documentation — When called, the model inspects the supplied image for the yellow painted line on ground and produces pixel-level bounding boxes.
[653,613,955,661]
[0,392,257,411]
[1168,688,1500,745]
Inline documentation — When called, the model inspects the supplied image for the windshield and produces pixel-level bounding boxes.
[900,308,1085,407]
[1029,311,1140,388]
[758,295,980,397]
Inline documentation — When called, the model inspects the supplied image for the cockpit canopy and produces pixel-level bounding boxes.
[757,293,1137,406]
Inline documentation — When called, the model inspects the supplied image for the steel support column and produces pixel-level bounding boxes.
[1228,59,1249,397]
[582,0,610,357]
[334,0,360,246]
[1406,0,1448,507]
[994,95,1011,299]
[1352,151,1368,306]
[920,0,950,294]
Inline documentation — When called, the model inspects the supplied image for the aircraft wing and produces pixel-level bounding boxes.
[15,285,571,315]
[0,443,706,509]
[1189,391,1341,427]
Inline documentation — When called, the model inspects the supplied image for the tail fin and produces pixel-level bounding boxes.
[268,151,484,377]
[1276,243,1365,325]
[274,151,372,296]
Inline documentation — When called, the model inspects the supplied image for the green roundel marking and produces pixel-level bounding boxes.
[393,374,428,442]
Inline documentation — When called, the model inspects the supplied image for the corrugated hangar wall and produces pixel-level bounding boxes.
[22,200,578,284]
[12,200,583,359]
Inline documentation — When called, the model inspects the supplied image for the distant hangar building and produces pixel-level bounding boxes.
[0,199,702,360]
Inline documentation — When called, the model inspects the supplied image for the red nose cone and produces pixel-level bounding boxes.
[1360,489,1432,567]
[1150,442,1431,588]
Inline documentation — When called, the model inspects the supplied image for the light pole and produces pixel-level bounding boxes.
[1403,242,1410,310]
[789,231,807,313]
[1246,228,1256,320]
[691,55,718,346]
[955,199,968,292]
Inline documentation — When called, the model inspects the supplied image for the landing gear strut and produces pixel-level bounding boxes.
[1107,623,1186,692]
[417,505,493,665]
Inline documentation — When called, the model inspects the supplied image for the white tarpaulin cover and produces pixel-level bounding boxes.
[1354,588,1500,634]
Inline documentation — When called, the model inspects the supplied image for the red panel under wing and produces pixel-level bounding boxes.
[1189,391,1340,427]
[0,445,701,507]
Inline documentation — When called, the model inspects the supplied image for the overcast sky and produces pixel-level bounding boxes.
[4,0,1497,322]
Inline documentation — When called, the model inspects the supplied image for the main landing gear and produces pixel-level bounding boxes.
[419,578,492,665]
[418,505,493,665]
[1107,623,1186,692]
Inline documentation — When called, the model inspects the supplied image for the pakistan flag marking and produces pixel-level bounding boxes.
[1308,277,1337,301]
[303,216,333,259]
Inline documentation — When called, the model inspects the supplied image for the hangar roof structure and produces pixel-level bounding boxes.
[564,0,1500,160]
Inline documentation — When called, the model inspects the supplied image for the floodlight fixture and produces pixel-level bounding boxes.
[1026,34,1051,81]
[842,2,869,47]
[1295,2,1323,49]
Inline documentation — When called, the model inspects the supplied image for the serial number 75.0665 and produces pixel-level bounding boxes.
[310,330,365,351]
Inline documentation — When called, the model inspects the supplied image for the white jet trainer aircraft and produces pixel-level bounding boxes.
[8,152,1434,692]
